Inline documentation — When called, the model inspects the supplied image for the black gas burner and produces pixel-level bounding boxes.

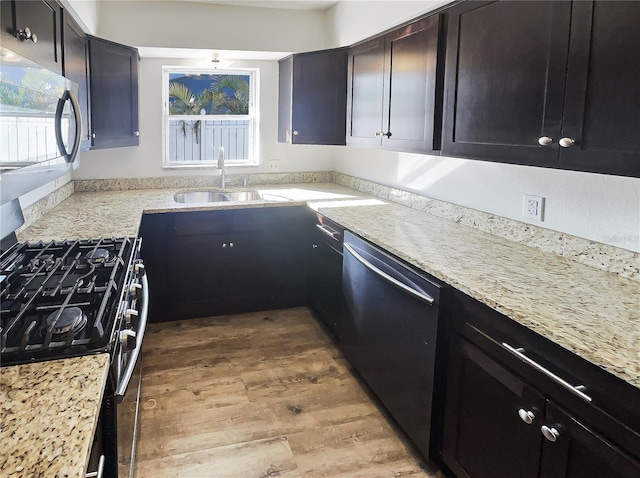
[0,237,138,366]
[46,307,87,335]
[86,248,110,264]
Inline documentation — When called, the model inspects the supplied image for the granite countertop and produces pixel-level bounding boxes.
[0,354,110,477]
[16,182,639,391]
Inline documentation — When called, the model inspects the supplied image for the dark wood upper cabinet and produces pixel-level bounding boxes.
[443,0,640,177]
[347,15,443,153]
[278,48,347,145]
[62,10,91,151]
[0,0,62,74]
[559,1,640,176]
[346,37,385,148]
[88,36,139,149]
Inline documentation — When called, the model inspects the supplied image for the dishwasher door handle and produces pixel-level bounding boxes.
[344,242,434,306]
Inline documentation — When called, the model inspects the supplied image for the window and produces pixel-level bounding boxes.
[162,67,258,167]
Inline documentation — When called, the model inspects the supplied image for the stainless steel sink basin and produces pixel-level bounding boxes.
[173,191,230,203]
[173,189,289,204]
[225,191,263,201]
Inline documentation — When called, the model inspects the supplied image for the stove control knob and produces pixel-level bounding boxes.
[120,329,137,351]
[134,262,146,278]
[124,308,139,325]
[129,282,142,298]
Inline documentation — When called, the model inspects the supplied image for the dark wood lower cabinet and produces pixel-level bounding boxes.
[442,334,544,478]
[440,291,640,478]
[139,206,314,322]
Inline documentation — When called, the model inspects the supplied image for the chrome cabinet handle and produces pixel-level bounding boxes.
[293,130,299,136]
[518,409,535,425]
[18,27,38,43]
[538,136,553,146]
[541,425,560,442]
[559,137,575,148]
[316,224,340,241]
[222,243,227,248]
[374,131,383,137]
[502,343,592,402]
[229,242,234,248]
[344,242,435,306]
[134,131,140,137]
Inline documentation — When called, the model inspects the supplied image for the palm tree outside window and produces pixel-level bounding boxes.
[162,67,258,167]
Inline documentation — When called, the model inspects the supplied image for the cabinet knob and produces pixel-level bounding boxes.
[222,243,227,248]
[559,137,575,148]
[374,131,383,137]
[229,242,234,248]
[312,244,318,249]
[91,133,96,139]
[518,409,536,425]
[538,136,553,146]
[18,27,37,43]
[293,131,299,136]
[541,425,560,442]
[134,131,140,137]
[383,131,392,138]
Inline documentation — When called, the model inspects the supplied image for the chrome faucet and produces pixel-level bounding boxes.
[217,147,227,188]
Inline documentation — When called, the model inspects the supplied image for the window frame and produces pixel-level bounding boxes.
[161,66,259,168]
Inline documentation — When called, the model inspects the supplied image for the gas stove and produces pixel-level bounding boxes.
[0,237,142,366]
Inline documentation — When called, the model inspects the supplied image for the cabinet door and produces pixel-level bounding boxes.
[540,401,640,478]
[226,230,279,312]
[291,49,347,145]
[442,1,571,166]
[559,1,640,177]
[3,0,62,74]
[165,232,229,320]
[62,11,91,151]
[442,334,545,478]
[277,56,293,143]
[346,37,385,147]
[382,15,442,153]
[89,37,139,149]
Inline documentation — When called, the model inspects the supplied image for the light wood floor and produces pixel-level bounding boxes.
[135,307,444,477]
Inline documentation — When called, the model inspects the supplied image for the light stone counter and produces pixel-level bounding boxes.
[0,354,110,478]
[15,183,639,391]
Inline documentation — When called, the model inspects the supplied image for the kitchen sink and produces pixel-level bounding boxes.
[225,191,264,201]
[173,191,230,203]
[173,190,289,204]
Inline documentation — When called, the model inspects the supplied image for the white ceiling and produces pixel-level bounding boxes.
[171,0,338,10]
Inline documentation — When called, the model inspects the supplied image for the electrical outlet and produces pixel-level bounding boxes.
[523,194,545,221]
[268,160,280,171]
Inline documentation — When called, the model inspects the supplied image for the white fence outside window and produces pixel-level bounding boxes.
[167,118,250,163]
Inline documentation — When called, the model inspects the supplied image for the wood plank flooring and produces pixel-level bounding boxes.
[135,307,444,477]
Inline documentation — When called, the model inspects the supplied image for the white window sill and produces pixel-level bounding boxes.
[163,162,259,170]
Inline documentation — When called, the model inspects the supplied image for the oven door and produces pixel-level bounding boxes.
[114,273,148,478]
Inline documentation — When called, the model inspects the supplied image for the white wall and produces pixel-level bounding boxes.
[96,1,326,53]
[325,0,452,47]
[62,0,100,34]
[74,57,334,179]
[334,149,640,251]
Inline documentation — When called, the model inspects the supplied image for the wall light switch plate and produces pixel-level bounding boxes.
[523,194,545,221]
[268,160,280,171]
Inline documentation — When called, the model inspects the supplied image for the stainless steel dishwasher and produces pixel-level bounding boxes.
[342,231,443,459]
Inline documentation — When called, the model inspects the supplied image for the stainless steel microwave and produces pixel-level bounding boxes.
[0,46,81,204]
